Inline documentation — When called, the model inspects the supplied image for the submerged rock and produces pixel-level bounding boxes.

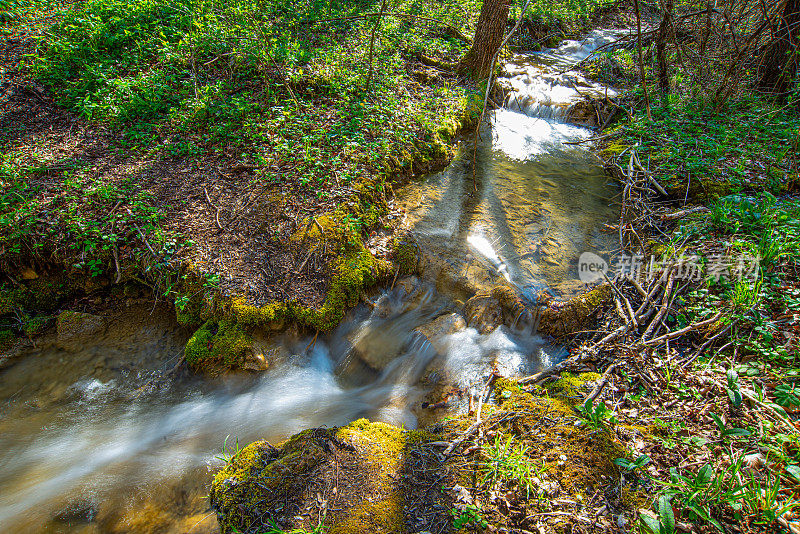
[463,292,504,334]
[56,311,107,351]
[413,312,466,353]
[348,322,406,371]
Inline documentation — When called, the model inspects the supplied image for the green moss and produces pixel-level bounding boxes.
[222,245,389,334]
[211,419,437,534]
[0,274,74,317]
[0,285,25,316]
[229,299,290,328]
[335,418,434,472]
[329,493,406,534]
[391,236,420,275]
[574,284,612,314]
[212,437,328,534]
[488,376,625,498]
[546,371,602,398]
[0,328,14,350]
[303,247,391,332]
[21,313,50,337]
[620,485,652,509]
[184,319,253,372]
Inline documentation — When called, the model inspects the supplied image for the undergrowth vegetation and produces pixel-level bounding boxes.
[27,0,479,186]
[586,12,800,527]
[0,0,622,337]
[604,98,800,198]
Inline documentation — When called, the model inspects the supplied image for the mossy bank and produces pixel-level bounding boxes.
[210,373,653,533]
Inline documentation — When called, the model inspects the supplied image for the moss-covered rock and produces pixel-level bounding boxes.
[390,234,421,275]
[537,283,612,337]
[459,282,611,338]
[492,374,625,498]
[184,319,253,373]
[210,419,442,534]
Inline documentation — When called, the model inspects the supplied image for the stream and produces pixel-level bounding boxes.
[0,31,621,533]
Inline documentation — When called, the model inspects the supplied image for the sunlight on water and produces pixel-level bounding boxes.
[396,29,621,300]
[490,107,593,158]
[0,29,623,534]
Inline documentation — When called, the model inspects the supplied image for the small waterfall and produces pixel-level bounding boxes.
[498,30,622,122]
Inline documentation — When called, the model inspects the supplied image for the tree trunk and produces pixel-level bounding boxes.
[457,0,512,80]
[758,0,800,95]
[366,0,389,90]
[656,0,674,96]
[633,0,652,120]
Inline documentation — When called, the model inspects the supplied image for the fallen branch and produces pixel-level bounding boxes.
[642,267,676,340]
[643,312,723,347]
[443,419,482,455]
[204,187,224,231]
[518,350,593,385]
[584,361,619,403]
[680,320,736,368]
[660,206,710,220]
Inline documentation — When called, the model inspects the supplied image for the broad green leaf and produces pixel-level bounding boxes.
[639,514,660,534]
[697,464,714,485]
[658,495,675,534]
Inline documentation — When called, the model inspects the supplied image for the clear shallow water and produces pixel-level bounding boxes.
[0,31,621,533]
[397,30,621,301]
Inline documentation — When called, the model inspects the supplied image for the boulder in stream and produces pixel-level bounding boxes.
[350,311,466,372]
[413,312,466,353]
[463,292,504,334]
[210,419,456,534]
[185,319,254,374]
[460,282,612,338]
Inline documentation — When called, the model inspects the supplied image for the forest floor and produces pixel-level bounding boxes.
[470,31,800,534]
[6,0,800,532]
[0,0,481,342]
[0,0,621,349]
[436,30,800,534]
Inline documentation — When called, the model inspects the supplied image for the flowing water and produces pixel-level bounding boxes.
[397,30,621,300]
[0,31,621,533]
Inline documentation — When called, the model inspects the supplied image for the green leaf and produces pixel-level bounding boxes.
[696,464,714,485]
[658,495,676,534]
[640,514,660,534]
[722,427,751,437]
[710,413,725,433]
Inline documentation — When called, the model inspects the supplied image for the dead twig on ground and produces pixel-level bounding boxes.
[204,187,224,231]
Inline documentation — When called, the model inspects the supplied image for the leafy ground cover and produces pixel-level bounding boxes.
[603,99,800,198]
[0,0,626,354]
[0,0,483,340]
[569,32,800,531]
